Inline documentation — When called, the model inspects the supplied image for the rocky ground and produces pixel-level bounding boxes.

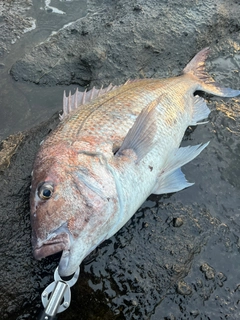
[0,0,240,319]
[0,0,34,59]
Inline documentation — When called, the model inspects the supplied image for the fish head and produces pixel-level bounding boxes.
[30,143,118,276]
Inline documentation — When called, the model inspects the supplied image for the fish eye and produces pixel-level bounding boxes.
[38,182,54,200]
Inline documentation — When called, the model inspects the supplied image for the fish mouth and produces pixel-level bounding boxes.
[33,232,70,260]
[32,223,72,271]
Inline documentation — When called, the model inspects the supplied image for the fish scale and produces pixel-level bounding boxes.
[55,81,158,138]
[30,48,240,277]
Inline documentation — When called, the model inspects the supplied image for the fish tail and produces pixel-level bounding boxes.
[183,47,240,98]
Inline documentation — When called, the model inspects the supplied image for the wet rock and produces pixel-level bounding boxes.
[164,315,176,320]
[0,1,34,58]
[10,0,240,88]
[153,223,240,319]
[0,113,60,320]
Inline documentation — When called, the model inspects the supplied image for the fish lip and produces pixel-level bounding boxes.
[33,229,71,260]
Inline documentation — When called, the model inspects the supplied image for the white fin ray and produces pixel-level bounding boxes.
[183,47,213,82]
[183,47,240,98]
[116,97,162,163]
[60,84,118,121]
[190,95,211,126]
[152,143,209,194]
[152,168,193,194]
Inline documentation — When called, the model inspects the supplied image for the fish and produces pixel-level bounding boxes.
[30,48,240,277]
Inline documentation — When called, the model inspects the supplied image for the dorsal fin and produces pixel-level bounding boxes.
[59,84,118,121]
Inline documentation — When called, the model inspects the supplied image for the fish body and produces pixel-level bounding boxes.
[30,48,240,276]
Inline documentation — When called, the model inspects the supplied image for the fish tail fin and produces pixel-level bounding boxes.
[183,47,240,98]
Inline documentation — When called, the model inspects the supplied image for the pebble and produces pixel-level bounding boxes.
[173,217,183,227]
[190,309,199,316]
[200,263,215,280]
[132,300,138,306]
[216,272,227,287]
[177,280,192,295]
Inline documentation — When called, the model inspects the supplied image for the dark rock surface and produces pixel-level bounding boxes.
[0,0,34,58]
[0,0,240,319]
[10,0,240,88]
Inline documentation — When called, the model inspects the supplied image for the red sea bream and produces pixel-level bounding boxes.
[30,48,240,276]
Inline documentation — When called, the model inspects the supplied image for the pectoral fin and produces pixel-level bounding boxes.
[152,143,209,194]
[116,98,161,162]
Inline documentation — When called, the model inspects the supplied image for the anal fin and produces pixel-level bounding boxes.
[152,168,193,194]
[152,143,209,194]
[190,95,210,126]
